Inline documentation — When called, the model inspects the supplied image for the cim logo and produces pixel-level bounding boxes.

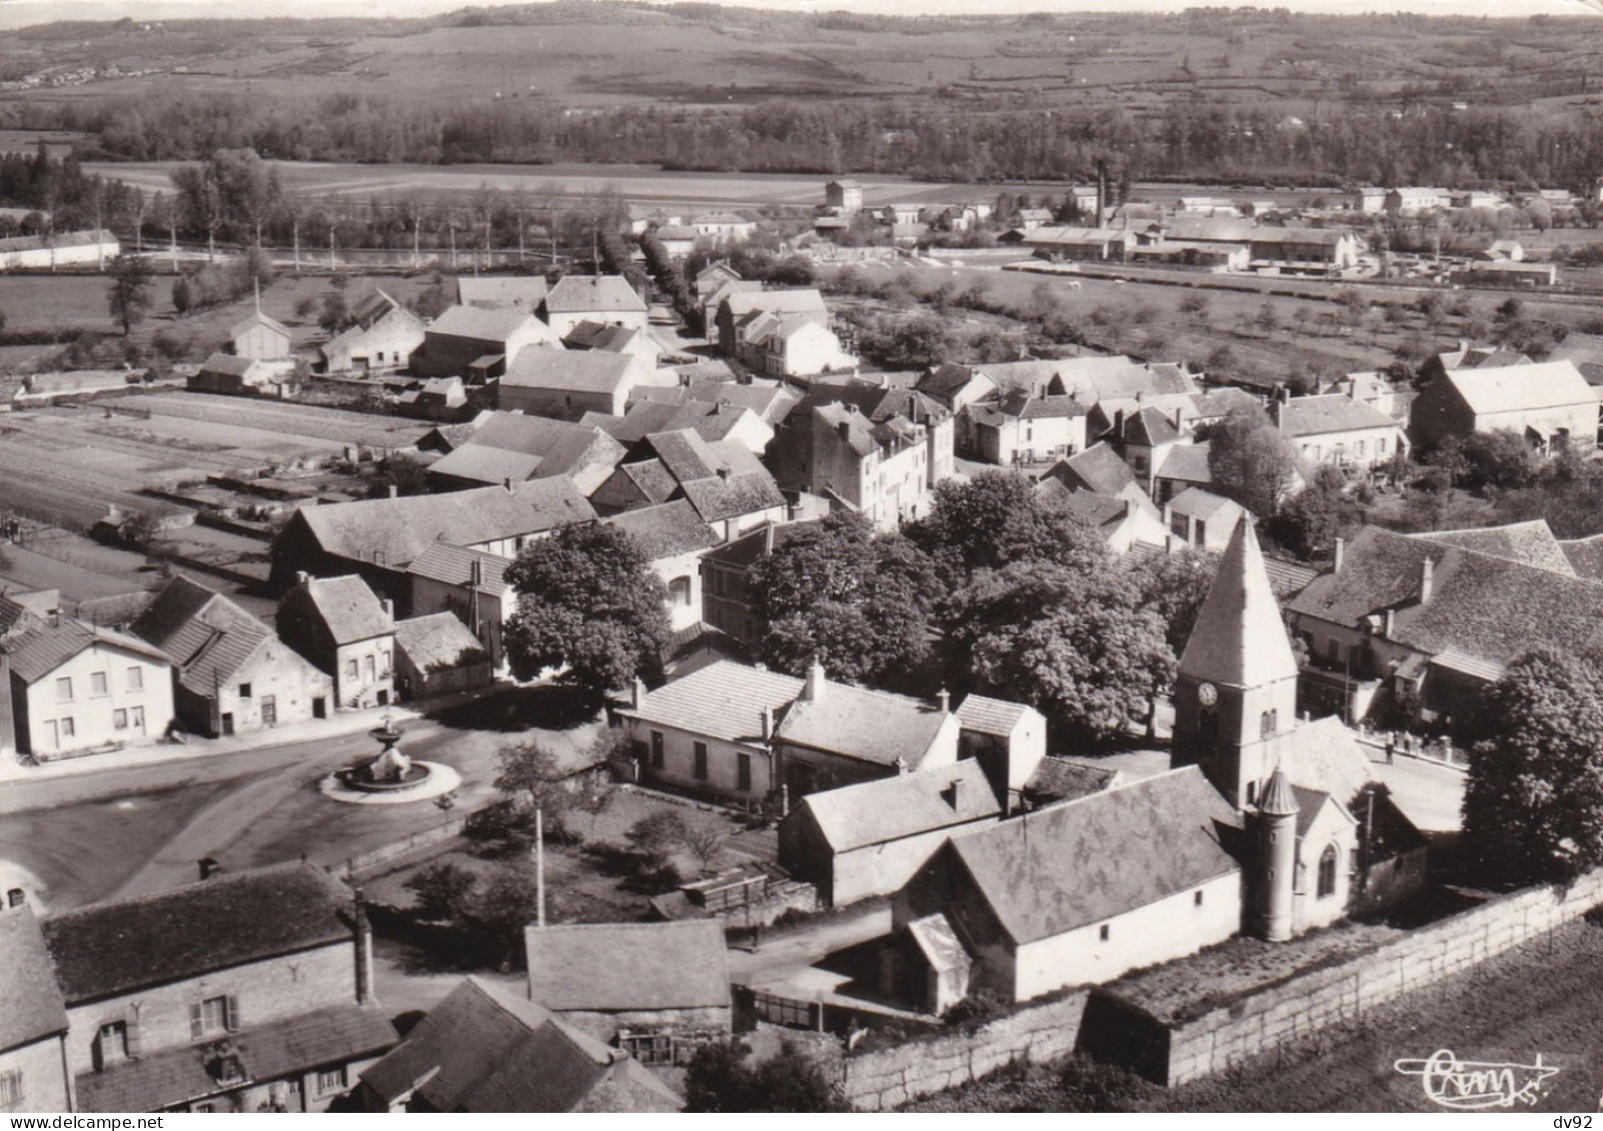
[1394,1049,1560,1110]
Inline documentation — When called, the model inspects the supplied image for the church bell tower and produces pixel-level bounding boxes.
[1171,516,1301,810]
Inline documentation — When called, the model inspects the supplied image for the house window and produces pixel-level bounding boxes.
[364,655,376,682]
[345,659,358,680]
[316,1067,348,1095]
[1259,709,1277,739]
[0,1070,21,1111]
[1377,438,1388,456]
[1317,845,1340,899]
[693,742,709,780]
[1098,924,1110,942]
[1354,440,1366,458]
[381,651,391,677]
[60,718,75,739]
[238,683,252,699]
[1194,890,1205,907]
[622,1034,675,1066]
[127,666,143,691]
[56,677,73,702]
[650,731,664,770]
[91,671,108,697]
[669,577,693,607]
[737,752,752,793]
[113,709,127,731]
[192,995,236,1040]
[6,889,23,907]
[98,1020,128,1066]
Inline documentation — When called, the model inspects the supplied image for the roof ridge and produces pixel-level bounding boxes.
[43,860,323,922]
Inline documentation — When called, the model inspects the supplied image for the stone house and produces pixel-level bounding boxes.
[1270,391,1407,471]
[130,576,333,736]
[604,500,718,632]
[614,658,960,808]
[189,354,281,396]
[582,398,774,457]
[1408,359,1597,455]
[41,863,395,1113]
[357,978,679,1113]
[697,521,806,649]
[425,413,624,495]
[495,348,661,421]
[228,310,291,361]
[562,321,663,370]
[319,291,426,376]
[392,612,493,701]
[1037,481,1170,556]
[455,276,549,313]
[1,614,173,759]
[689,212,756,244]
[1164,488,1249,553]
[276,575,395,711]
[970,392,1090,467]
[590,428,788,544]
[0,904,71,1113]
[406,543,515,674]
[749,316,857,380]
[524,921,731,1064]
[411,305,560,381]
[824,179,863,214]
[541,275,649,337]
[716,289,829,361]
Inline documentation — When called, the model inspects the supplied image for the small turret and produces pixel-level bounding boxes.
[1253,768,1300,942]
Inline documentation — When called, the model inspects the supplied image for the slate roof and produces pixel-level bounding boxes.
[1178,516,1297,689]
[1289,525,1603,671]
[297,575,394,645]
[643,430,786,523]
[131,576,278,697]
[228,309,291,342]
[1,619,168,684]
[524,921,731,1011]
[1156,442,1213,485]
[955,694,1035,738]
[395,613,488,673]
[543,275,647,316]
[0,905,67,1054]
[1442,359,1594,415]
[582,399,761,447]
[1417,520,1574,576]
[501,348,638,396]
[456,276,549,310]
[1262,556,1321,598]
[291,485,585,567]
[946,766,1240,946]
[596,459,680,508]
[1044,443,1138,496]
[428,305,548,345]
[1272,393,1398,437]
[619,660,803,743]
[406,542,511,598]
[1118,405,1181,445]
[798,760,1000,853]
[76,1003,396,1114]
[362,977,677,1113]
[777,679,951,770]
[604,500,718,560]
[42,863,354,1004]
[1022,757,1121,805]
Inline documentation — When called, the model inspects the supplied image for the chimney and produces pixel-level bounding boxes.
[353,886,374,1005]
[1173,403,1186,433]
[631,676,646,709]
[761,704,774,741]
[198,856,221,881]
[764,522,777,554]
[1123,498,1134,518]
[717,466,731,481]
[1333,537,1345,573]
[5,887,25,909]
[1279,385,1292,405]
[937,687,951,713]
[1420,557,1434,604]
[943,776,965,811]
[837,420,851,441]
[295,570,310,588]
[380,597,395,621]
[387,483,398,499]
[1384,607,1396,639]
[503,477,515,494]
[802,657,826,702]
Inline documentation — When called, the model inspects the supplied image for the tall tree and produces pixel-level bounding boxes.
[106,254,154,336]
[909,470,1107,587]
[502,523,669,701]
[1462,649,1603,886]
[1204,405,1300,519]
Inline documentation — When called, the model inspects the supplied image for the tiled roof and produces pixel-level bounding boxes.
[1280,716,1376,807]
[1415,520,1574,576]
[543,275,647,315]
[425,445,544,484]
[598,459,680,508]
[292,485,578,567]
[131,576,277,697]
[1022,757,1121,804]
[604,500,718,560]
[361,977,679,1113]
[1119,405,1180,445]
[198,352,264,378]
[644,432,785,524]
[1262,556,1320,598]
[2,619,168,684]
[456,276,549,309]
[1273,393,1397,437]
[510,478,599,530]
[1178,516,1298,689]
[1443,359,1594,415]
[502,348,638,395]
[0,906,66,1053]
[619,660,802,743]
[635,379,796,424]
[948,766,1240,945]
[428,305,548,345]
[395,612,487,673]
[954,694,1036,737]
[583,399,761,447]
[1045,443,1138,496]
[907,914,968,976]
[77,1003,396,1114]
[1560,533,1603,581]
[777,680,950,770]
[1167,487,1243,521]
[406,543,511,598]
[722,289,828,321]
[562,321,645,353]
[298,575,394,645]
[797,759,999,853]
[524,921,730,1011]
[1156,442,1212,485]
[700,521,807,568]
[42,863,354,1004]
[918,364,996,401]
[228,309,291,342]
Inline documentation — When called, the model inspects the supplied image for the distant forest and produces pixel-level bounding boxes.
[4,89,1603,193]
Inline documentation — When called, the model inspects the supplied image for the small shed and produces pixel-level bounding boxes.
[392,612,492,700]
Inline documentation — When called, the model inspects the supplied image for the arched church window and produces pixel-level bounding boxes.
[1317,845,1339,899]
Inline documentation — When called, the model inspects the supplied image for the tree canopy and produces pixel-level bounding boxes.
[1462,649,1603,886]
[1204,405,1300,519]
[106,254,155,337]
[749,510,940,686]
[502,523,668,700]
[909,470,1107,587]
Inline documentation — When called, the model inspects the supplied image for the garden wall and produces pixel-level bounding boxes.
[836,989,1088,1111]
[1088,866,1603,1086]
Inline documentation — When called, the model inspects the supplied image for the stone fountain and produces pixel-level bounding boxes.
[321,716,460,806]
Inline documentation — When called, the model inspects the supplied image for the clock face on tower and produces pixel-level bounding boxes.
[1198,682,1218,707]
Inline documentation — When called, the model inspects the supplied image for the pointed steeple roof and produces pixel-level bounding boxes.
[1178,515,1299,688]
[1258,767,1300,817]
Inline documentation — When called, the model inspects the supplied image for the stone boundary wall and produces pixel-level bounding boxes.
[837,990,1089,1111]
[1098,866,1603,1087]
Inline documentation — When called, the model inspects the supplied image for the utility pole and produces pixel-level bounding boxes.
[292,215,300,274]
[169,220,178,273]
[534,807,546,928]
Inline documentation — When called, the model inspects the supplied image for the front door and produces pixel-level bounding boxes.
[312,697,326,719]
[221,713,234,737]
[260,696,277,727]
[130,706,145,736]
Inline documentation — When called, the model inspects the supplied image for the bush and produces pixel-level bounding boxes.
[404,860,478,922]
[685,1039,846,1113]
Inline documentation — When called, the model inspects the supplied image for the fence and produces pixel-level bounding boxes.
[323,810,473,879]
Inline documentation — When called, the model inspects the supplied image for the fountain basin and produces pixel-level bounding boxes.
[320,760,461,806]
